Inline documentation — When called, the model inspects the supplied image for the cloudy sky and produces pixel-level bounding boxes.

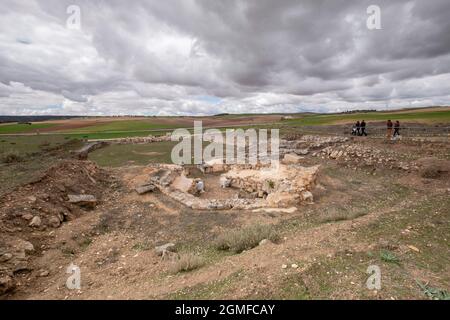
[0,0,449,116]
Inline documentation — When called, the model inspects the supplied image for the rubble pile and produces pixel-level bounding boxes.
[280,135,349,156]
[312,144,417,171]
[0,160,109,231]
[0,160,111,295]
[115,134,171,144]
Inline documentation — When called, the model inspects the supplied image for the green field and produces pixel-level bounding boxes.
[63,120,178,133]
[89,141,177,167]
[0,107,449,145]
[1,108,449,139]
[0,135,79,155]
[284,109,450,126]
[0,122,57,134]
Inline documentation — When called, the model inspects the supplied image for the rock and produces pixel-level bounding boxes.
[68,194,97,208]
[21,213,34,221]
[296,149,309,155]
[38,269,49,277]
[48,216,61,228]
[18,240,35,253]
[0,253,13,262]
[291,264,298,269]
[75,141,109,160]
[135,183,156,195]
[219,176,232,188]
[283,153,303,164]
[155,243,176,256]
[281,264,288,269]
[407,245,420,252]
[0,275,15,295]
[29,216,41,228]
[330,150,339,159]
[301,191,314,203]
[13,261,31,273]
[259,239,269,246]
[27,196,37,203]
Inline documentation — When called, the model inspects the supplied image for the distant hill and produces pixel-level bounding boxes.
[0,115,81,124]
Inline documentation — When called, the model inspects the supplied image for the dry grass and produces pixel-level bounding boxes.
[169,253,205,274]
[317,207,366,223]
[215,224,280,253]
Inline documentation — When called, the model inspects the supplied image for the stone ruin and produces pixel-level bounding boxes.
[137,160,319,210]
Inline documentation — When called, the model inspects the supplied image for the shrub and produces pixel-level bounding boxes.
[169,253,204,274]
[215,224,280,254]
[380,250,400,265]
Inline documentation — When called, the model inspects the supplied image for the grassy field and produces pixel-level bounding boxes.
[62,120,178,134]
[0,135,79,155]
[1,108,449,138]
[0,122,57,134]
[283,109,450,126]
[89,141,177,167]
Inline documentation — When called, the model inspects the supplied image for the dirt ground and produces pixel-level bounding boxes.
[1,135,449,300]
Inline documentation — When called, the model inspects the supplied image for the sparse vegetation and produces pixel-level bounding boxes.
[132,242,151,251]
[416,281,450,300]
[169,253,205,274]
[380,250,400,265]
[1,150,22,163]
[215,224,280,253]
[77,237,93,250]
[318,207,367,223]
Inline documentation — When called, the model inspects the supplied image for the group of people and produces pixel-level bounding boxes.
[351,120,368,136]
[386,120,401,139]
[351,119,401,140]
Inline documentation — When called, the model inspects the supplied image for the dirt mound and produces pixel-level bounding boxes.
[1,160,109,231]
[0,160,112,295]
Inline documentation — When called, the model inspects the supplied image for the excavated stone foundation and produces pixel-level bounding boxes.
[141,161,319,210]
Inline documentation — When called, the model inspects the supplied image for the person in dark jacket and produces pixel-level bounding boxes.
[360,120,367,136]
[393,120,400,137]
[355,121,361,136]
[386,120,393,139]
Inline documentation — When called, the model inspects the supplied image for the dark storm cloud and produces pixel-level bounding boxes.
[0,0,449,115]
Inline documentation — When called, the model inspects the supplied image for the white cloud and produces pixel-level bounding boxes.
[0,0,449,115]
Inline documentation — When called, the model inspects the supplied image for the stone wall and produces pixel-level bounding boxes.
[221,164,319,207]
[146,162,320,210]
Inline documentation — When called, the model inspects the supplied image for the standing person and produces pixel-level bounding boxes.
[360,120,367,136]
[356,121,361,136]
[393,120,400,137]
[386,120,393,140]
